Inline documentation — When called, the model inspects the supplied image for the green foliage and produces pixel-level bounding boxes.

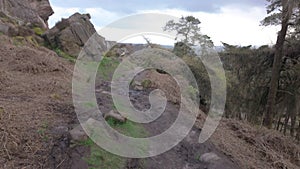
[163,16,213,49]
[78,137,94,146]
[25,36,39,47]
[141,79,152,88]
[261,13,282,26]
[186,85,198,99]
[0,11,17,25]
[181,55,211,105]
[78,100,147,168]
[37,121,49,141]
[109,120,148,138]
[33,27,44,36]
[173,42,196,57]
[13,36,25,46]
[98,57,120,80]
[261,0,300,38]
[83,102,97,108]
[54,48,76,63]
[104,48,119,58]
[79,138,126,169]
[195,153,201,160]
[12,36,40,47]
[50,93,61,100]
[79,119,147,169]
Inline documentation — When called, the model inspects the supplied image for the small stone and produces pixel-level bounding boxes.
[0,23,9,35]
[134,81,142,86]
[69,125,88,142]
[134,85,144,91]
[200,152,221,163]
[101,91,111,95]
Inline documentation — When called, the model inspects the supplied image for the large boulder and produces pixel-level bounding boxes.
[0,0,53,29]
[43,13,111,57]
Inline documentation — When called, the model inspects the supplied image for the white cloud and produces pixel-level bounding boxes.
[49,6,124,30]
[85,8,123,30]
[121,35,176,46]
[138,6,280,46]
[48,5,279,46]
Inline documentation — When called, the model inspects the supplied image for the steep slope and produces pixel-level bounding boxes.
[0,35,75,168]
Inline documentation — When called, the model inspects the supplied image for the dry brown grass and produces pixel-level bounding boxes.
[206,119,300,169]
[0,35,74,168]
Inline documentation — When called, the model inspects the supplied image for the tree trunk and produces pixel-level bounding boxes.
[276,112,284,131]
[296,95,300,140]
[290,95,297,137]
[297,120,300,141]
[263,0,292,128]
[283,110,290,135]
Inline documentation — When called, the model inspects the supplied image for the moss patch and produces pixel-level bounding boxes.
[141,79,152,88]
[54,48,76,63]
[25,36,39,47]
[79,120,147,169]
[33,27,44,36]
[79,138,126,169]
[12,36,40,47]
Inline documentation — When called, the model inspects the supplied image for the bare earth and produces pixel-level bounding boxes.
[0,35,299,169]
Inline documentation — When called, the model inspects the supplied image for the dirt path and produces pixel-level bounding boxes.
[125,89,239,169]
[93,80,239,169]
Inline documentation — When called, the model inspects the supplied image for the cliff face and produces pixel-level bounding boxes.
[43,13,96,56]
[0,0,53,29]
[0,1,114,57]
[43,13,114,57]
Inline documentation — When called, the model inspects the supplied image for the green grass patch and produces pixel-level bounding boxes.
[54,48,76,63]
[141,79,152,88]
[12,36,40,47]
[13,36,25,46]
[76,56,148,168]
[75,56,124,81]
[83,101,97,109]
[186,85,199,100]
[79,119,148,169]
[79,138,126,169]
[0,12,17,25]
[98,57,120,80]
[107,119,148,138]
[37,121,49,141]
[26,36,39,47]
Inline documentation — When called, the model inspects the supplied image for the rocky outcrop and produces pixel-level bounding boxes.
[0,0,53,29]
[132,69,181,104]
[43,13,112,57]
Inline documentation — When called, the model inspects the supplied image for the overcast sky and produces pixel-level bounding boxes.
[48,0,279,46]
